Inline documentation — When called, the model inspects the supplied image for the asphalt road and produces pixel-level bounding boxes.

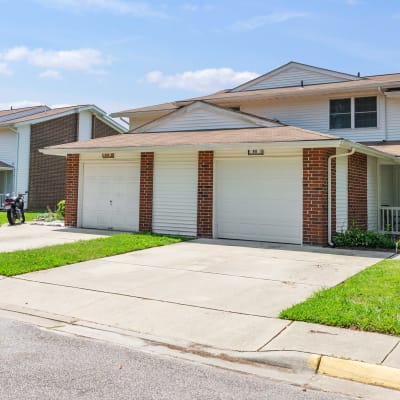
[0,318,354,400]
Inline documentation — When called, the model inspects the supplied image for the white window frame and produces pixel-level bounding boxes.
[329,96,378,130]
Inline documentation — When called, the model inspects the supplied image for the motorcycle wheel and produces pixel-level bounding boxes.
[7,210,16,225]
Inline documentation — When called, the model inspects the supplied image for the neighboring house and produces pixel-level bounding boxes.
[0,105,125,210]
[42,62,400,246]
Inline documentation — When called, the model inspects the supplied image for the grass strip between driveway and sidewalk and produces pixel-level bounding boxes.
[0,233,184,276]
[280,259,400,336]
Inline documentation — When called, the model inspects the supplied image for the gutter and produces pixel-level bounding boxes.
[328,148,356,246]
[9,126,19,193]
[39,139,345,157]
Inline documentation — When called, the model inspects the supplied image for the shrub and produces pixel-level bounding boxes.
[333,226,395,249]
[56,200,65,219]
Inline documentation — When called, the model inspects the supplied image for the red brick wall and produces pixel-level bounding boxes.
[348,152,367,229]
[64,154,79,227]
[29,114,78,210]
[197,151,213,238]
[303,148,336,246]
[139,152,154,232]
[92,116,120,139]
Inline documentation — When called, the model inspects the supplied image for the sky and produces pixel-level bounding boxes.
[0,0,399,116]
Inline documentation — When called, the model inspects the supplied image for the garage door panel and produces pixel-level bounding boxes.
[216,157,302,244]
[81,163,139,231]
[153,153,198,236]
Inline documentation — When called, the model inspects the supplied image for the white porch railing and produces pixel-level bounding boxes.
[379,206,400,234]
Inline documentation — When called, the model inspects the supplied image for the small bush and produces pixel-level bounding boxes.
[333,226,395,249]
[56,200,65,219]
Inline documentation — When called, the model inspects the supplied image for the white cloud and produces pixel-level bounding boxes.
[145,68,259,92]
[0,100,42,110]
[36,0,166,17]
[0,47,109,74]
[39,70,63,79]
[0,63,12,76]
[232,12,310,31]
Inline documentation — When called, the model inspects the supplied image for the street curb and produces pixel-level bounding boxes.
[237,351,321,373]
[237,351,400,391]
[318,356,400,391]
[1,304,399,392]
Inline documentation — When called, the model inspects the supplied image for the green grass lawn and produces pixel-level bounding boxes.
[0,233,183,276]
[0,211,43,225]
[280,259,400,336]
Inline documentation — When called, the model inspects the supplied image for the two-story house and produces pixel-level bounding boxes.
[41,62,400,246]
[0,105,125,210]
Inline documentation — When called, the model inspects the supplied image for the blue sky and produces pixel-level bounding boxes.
[0,0,399,115]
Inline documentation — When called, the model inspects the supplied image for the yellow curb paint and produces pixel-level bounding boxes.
[318,356,400,391]
[307,354,321,371]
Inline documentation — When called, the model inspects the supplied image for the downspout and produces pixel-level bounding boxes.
[328,148,356,246]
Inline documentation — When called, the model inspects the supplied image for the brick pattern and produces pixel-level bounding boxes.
[64,154,79,227]
[303,147,336,246]
[92,116,120,139]
[348,152,367,229]
[29,114,78,210]
[139,152,154,232]
[197,151,213,238]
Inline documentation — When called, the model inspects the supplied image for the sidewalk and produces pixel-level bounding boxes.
[0,274,399,391]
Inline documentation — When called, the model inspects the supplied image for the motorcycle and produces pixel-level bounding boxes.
[4,193,26,225]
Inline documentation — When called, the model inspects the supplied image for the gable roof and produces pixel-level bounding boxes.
[0,105,50,123]
[230,61,361,92]
[0,105,126,133]
[131,101,282,133]
[41,125,341,156]
[113,63,400,117]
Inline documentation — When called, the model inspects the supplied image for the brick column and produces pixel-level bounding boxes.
[139,152,154,232]
[197,151,213,238]
[64,154,79,227]
[303,148,336,246]
[348,152,367,229]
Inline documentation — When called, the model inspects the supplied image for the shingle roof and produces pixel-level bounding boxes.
[364,141,400,157]
[115,73,400,115]
[0,105,91,126]
[0,105,47,117]
[0,161,13,169]
[43,126,340,152]
[112,102,179,115]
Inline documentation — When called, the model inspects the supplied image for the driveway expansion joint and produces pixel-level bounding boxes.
[380,340,400,364]
[256,320,294,351]
[104,260,321,288]
[11,276,277,320]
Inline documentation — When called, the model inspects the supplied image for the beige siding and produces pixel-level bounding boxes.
[241,94,387,142]
[336,150,348,232]
[387,97,400,141]
[143,107,261,133]
[233,65,351,91]
[367,156,378,231]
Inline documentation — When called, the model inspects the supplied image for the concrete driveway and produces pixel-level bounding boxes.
[0,239,390,351]
[0,224,112,252]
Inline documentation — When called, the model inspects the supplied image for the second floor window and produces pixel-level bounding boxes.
[355,97,377,128]
[330,99,351,129]
[329,96,377,129]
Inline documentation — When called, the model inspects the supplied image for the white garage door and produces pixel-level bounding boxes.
[153,153,198,236]
[81,162,140,231]
[215,157,302,244]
